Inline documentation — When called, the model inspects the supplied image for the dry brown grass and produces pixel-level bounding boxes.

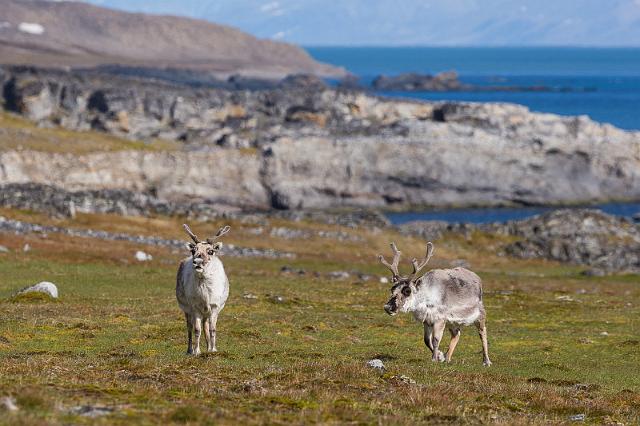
[0,112,181,153]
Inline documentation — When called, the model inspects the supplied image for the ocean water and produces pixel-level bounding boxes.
[306,47,640,223]
[307,47,640,130]
[387,203,640,225]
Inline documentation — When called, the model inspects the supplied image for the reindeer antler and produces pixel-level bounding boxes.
[378,242,402,277]
[183,224,200,243]
[409,242,435,281]
[206,225,231,244]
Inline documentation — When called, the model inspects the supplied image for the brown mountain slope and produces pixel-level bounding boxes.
[0,0,345,77]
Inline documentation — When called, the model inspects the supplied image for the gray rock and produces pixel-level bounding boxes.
[568,414,586,422]
[327,271,351,280]
[367,359,385,371]
[0,397,18,412]
[69,406,114,418]
[18,281,59,298]
[0,245,9,253]
[503,209,640,273]
[1,66,639,211]
[372,71,465,92]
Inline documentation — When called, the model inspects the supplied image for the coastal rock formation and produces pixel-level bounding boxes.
[1,66,640,210]
[503,209,640,273]
[398,209,640,273]
[372,71,466,91]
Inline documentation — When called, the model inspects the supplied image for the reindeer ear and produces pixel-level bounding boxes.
[213,242,223,252]
[186,243,195,251]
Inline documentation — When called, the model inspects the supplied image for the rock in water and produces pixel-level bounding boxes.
[18,281,58,298]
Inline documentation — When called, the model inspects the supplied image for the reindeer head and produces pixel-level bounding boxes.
[183,224,230,274]
[378,242,434,315]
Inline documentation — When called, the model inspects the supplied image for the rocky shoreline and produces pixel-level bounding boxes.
[1,183,638,273]
[1,65,640,212]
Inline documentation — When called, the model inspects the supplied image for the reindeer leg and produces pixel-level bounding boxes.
[203,316,211,353]
[185,313,193,355]
[475,318,492,366]
[445,327,461,363]
[208,313,219,352]
[193,316,202,356]
[431,320,446,362]
[423,323,434,354]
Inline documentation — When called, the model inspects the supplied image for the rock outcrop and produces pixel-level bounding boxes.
[1,66,640,211]
[372,71,466,91]
[399,209,640,273]
[501,209,640,274]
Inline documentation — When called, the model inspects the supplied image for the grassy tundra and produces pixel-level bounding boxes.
[0,208,639,425]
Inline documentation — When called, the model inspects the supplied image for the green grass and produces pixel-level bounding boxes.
[0,213,639,424]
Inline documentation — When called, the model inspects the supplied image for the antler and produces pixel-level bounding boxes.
[378,242,402,277]
[409,242,435,280]
[206,225,231,244]
[183,223,200,243]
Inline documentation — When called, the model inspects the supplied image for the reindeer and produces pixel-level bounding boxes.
[379,242,491,366]
[176,224,230,355]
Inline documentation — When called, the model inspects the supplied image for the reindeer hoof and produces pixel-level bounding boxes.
[483,360,492,367]
[432,351,446,363]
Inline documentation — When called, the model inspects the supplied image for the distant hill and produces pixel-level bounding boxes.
[0,0,345,77]
[82,0,640,47]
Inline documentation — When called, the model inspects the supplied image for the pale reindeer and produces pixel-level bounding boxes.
[379,242,491,366]
[176,224,230,355]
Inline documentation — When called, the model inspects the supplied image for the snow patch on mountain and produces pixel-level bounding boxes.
[18,22,45,35]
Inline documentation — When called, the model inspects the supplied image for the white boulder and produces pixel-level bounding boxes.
[135,251,153,262]
[367,359,385,371]
[18,281,58,298]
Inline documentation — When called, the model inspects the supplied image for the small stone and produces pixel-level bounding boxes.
[367,359,385,371]
[555,295,576,302]
[582,268,606,277]
[134,251,152,262]
[600,331,609,336]
[0,245,9,253]
[0,397,18,412]
[269,295,285,303]
[328,271,350,280]
[22,244,31,252]
[379,277,389,284]
[568,414,585,422]
[70,405,114,418]
[243,293,258,300]
[390,374,416,385]
[17,281,58,298]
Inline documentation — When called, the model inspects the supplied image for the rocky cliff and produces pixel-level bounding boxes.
[1,66,640,211]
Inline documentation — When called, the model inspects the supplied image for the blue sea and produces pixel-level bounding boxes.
[307,47,640,131]
[306,47,640,223]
